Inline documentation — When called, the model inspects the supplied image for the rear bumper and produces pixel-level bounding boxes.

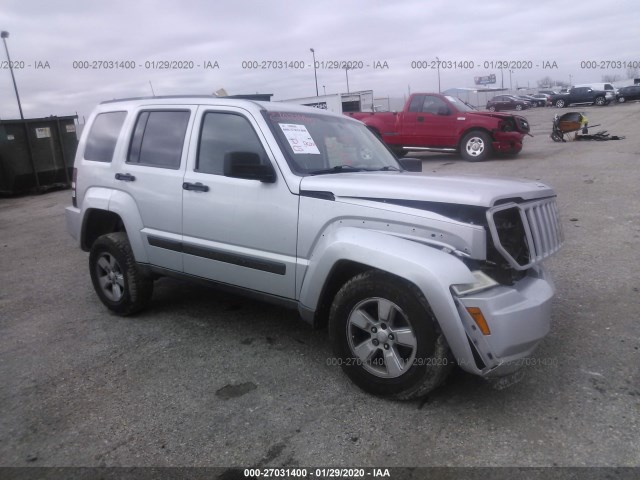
[452,266,555,377]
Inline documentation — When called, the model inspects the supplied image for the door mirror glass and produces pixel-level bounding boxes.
[223,151,276,183]
[398,157,422,172]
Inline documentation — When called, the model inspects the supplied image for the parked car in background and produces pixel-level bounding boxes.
[513,95,539,107]
[530,94,552,106]
[538,90,558,96]
[549,87,609,108]
[486,95,531,112]
[574,83,617,102]
[346,93,531,162]
[616,85,640,103]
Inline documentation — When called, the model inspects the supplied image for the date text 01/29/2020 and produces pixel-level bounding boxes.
[242,468,392,478]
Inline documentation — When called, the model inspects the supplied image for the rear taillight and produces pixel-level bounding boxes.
[71,167,77,207]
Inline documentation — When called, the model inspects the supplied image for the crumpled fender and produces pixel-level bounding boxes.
[298,226,478,369]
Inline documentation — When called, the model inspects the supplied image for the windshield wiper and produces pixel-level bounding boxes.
[309,165,365,175]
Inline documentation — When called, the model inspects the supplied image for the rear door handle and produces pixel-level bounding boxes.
[115,173,135,182]
[182,182,209,192]
[417,116,424,122]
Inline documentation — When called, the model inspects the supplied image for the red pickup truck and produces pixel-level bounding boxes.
[345,93,531,162]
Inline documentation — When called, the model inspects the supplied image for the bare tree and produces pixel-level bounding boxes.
[627,67,639,79]
[602,74,621,83]
[537,76,570,88]
[537,76,554,87]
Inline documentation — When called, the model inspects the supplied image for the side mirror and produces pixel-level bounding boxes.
[437,106,451,116]
[223,151,276,183]
[398,157,422,172]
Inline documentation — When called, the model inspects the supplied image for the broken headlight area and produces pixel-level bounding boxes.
[488,205,531,267]
[451,270,499,296]
[459,257,529,287]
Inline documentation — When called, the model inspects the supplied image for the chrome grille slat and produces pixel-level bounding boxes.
[487,198,563,270]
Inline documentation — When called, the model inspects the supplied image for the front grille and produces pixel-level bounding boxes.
[487,198,563,270]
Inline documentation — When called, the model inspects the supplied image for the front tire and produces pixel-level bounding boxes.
[329,271,453,400]
[618,96,626,103]
[594,96,606,106]
[555,99,566,108]
[460,130,492,162]
[89,232,153,315]
[515,104,523,111]
[488,106,496,112]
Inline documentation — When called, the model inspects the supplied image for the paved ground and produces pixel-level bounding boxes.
[1,102,639,468]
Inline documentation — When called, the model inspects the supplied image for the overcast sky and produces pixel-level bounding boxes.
[1,0,638,120]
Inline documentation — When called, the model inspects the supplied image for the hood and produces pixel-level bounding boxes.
[300,172,554,208]
[466,111,530,133]
[466,111,515,121]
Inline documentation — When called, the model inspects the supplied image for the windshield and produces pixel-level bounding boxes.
[265,111,401,175]
[445,96,476,112]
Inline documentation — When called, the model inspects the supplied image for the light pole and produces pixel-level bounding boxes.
[500,68,504,90]
[509,69,514,92]
[1,31,24,119]
[435,56,441,93]
[344,66,350,93]
[322,85,326,95]
[310,48,318,96]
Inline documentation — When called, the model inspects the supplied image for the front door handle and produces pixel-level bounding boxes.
[183,182,209,192]
[417,116,424,122]
[115,173,135,182]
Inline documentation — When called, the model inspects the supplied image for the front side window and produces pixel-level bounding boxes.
[196,112,268,175]
[127,110,190,168]
[421,96,448,114]
[84,111,127,162]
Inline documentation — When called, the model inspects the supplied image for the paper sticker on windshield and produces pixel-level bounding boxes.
[278,124,320,154]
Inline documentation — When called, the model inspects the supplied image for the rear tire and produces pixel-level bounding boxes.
[460,130,492,162]
[89,232,153,315]
[488,106,496,112]
[555,99,566,108]
[329,271,453,400]
[617,97,626,103]
[515,104,523,111]
[594,96,606,106]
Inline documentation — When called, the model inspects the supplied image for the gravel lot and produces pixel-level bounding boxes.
[1,102,639,469]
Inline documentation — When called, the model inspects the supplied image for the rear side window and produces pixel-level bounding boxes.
[128,110,190,169]
[84,111,127,162]
[196,112,268,175]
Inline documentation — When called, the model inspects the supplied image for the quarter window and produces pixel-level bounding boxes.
[197,112,268,175]
[127,110,190,168]
[84,111,127,162]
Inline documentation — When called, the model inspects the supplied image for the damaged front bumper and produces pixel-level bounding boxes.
[491,131,525,154]
[451,265,555,378]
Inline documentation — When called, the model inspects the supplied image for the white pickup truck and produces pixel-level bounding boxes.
[66,96,563,399]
